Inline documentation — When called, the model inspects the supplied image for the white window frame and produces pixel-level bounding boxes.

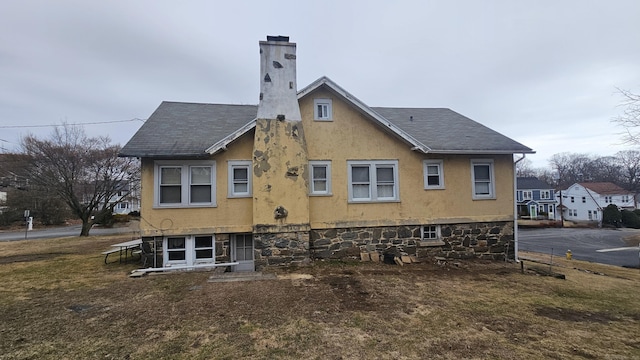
[309,160,332,196]
[314,99,333,121]
[522,190,532,200]
[471,159,495,200]
[163,235,215,267]
[423,160,444,190]
[228,160,252,198]
[421,225,441,240]
[154,160,216,208]
[540,190,551,200]
[347,160,399,203]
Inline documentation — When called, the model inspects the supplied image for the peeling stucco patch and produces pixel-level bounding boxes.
[286,166,299,178]
[253,149,271,177]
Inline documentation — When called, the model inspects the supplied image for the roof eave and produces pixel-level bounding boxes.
[425,149,536,155]
[205,119,257,155]
[119,153,211,159]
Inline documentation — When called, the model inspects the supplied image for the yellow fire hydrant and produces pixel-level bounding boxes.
[566,250,572,260]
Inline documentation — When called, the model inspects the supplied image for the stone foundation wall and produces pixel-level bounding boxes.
[253,231,311,270]
[142,221,514,270]
[310,222,514,261]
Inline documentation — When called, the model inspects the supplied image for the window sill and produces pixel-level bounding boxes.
[153,204,218,209]
[227,194,252,199]
[348,199,401,204]
[419,240,445,247]
[310,193,333,197]
[472,196,496,201]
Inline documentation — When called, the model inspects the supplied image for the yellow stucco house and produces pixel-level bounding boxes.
[120,36,534,272]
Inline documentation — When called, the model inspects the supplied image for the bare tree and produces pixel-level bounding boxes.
[615,150,640,192]
[549,152,595,188]
[588,155,622,185]
[612,88,640,144]
[516,158,537,177]
[22,124,139,236]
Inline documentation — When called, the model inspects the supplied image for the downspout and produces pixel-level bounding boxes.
[513,154,527,262]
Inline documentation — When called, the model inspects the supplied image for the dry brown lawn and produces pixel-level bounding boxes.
[1,235,639,359]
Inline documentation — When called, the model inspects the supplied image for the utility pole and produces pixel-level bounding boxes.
[558,190,564,227]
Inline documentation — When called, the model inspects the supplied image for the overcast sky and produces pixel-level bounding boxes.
[1,0,639,168]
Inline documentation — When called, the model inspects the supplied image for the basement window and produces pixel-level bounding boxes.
[314,99,332,121]
[164,235,215,267]
[421,225,441,240]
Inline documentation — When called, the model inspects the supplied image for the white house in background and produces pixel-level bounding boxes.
[109,180,141,215]
[559,182,635,223]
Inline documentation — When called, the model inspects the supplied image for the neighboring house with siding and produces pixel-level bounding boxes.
[119,36,534,272]
[559,182,635,223]
[516,177,557,220]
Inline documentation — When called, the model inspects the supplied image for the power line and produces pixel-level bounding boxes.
[0,118,146,129]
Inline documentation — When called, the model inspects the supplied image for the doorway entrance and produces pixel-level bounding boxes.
[231,233,254,272]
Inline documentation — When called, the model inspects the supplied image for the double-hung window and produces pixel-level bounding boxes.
[540,190,551,199]
[314,99,332,121]
[155,161,216,207]
[348,160,399,202]
[471,159,495,199]
[309,161,332,195]
[423,160,444,189]
[522,190,532,200]
[228,161,252,197]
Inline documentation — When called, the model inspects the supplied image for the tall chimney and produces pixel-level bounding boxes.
[257,36,301,121]
[252,36,310,235]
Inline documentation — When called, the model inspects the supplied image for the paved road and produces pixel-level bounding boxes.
[518,227,640,268]
[0,224,139,242]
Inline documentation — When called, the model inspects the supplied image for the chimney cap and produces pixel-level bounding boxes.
[267,35,290,42]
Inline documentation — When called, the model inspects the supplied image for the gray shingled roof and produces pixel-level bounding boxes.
[120,83,533,157]
[517,177,553,190]
[372,107,532,153]
[119,102,257,158]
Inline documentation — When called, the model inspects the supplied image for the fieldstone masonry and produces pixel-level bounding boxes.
[253,231,311,270]
[310,221,515,262]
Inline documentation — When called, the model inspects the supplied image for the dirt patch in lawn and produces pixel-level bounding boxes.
[0,252,70,264]
[535,306,619,323]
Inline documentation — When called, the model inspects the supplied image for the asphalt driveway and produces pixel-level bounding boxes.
[518,227,640,268]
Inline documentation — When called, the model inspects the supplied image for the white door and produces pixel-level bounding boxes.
[232,234,254,272]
